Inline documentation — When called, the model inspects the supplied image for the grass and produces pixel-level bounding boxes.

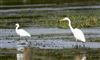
[0,56,16,60]
[0,10,100,29]
[87,37,100,42]
[29,48,100,60]
[0,48,16,60]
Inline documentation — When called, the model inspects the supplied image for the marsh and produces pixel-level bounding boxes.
[0,1,100,60]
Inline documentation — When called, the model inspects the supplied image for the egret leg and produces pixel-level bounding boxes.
[82,42,85,48]
[24,37,28,42]
[28,41,31,47]
[75,39,78,48]
[17,37,21,41]
[25,37,31,47]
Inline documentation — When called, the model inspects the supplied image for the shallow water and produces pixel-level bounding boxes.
[0,4,100,60]
[0,28,100,49]
[0,47,100,60]
[0,27,100,60]
[0,27,100,37]
[0,28,100,60]
[1,40,100,49]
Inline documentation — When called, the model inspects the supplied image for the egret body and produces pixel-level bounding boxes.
[15,23,31,39]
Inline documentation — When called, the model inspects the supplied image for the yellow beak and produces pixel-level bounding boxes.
[59,19,64,21]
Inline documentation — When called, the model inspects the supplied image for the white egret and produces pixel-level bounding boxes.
[15,23,31,40]
[60,17,86,47]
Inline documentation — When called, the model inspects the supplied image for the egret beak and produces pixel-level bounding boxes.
[59,19,65,21]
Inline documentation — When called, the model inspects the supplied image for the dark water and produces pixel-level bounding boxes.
[0,0,100,5]
[0,48,100,60]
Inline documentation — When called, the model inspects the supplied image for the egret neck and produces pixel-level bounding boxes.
[16,24,19,31]
[67,19,74,33]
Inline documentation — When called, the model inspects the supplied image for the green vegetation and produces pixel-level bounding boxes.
[87,37,100,42]
[0,56,16,60]
[26,48,100,60]
[0,48,16,60]
[0,9,100,28]
[0,0,100,5]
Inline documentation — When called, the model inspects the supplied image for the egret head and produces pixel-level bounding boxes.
[60,17,70,21]
[15,23,19,27]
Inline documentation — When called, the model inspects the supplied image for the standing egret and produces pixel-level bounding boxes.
[15,23,31,41]
[60,17,86,47]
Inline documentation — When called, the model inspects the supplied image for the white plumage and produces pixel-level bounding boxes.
[73,28,85,42]
[15,23,31,37]
[60,17,86,42]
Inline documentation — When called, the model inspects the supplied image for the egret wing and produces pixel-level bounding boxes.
[74,28,85,42]
[17,29,31,37]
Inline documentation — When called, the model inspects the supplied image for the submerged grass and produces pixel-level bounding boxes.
[31,48,100,60]
[87,37,100,42]
[0,48,100,60]
[0,48,16,60]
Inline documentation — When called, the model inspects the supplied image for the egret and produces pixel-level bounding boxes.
[60,17,86,47]
[15,23,31,41]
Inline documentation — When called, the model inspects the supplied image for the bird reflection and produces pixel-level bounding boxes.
[74,54,86,60]
[81,55,86,60]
